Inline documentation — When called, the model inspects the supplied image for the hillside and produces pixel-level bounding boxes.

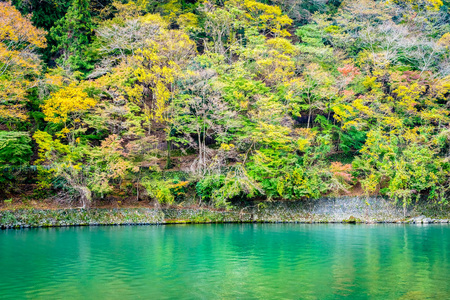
[1,0,450,210]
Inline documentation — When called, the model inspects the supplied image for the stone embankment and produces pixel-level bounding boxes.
[1,197,449,229]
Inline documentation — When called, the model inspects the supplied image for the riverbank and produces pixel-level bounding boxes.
[1,197,449,229]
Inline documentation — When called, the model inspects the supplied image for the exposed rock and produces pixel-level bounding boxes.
[1,197,449,228]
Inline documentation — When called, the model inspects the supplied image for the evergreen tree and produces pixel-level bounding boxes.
[49,0,93,72]
[11,0,71,63]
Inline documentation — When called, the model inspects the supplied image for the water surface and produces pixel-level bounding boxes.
[0,224,449,299]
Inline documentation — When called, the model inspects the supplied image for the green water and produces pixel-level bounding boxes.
[0,224,449,299]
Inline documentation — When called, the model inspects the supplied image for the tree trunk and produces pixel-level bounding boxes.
[166,139,171,169]
[307,107,312,129]
[197,128,202,173]
[75,186,91,209]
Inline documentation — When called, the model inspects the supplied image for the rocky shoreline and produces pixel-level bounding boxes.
[1,197,449,229]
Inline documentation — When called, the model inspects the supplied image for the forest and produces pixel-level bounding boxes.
[1,0,450,209]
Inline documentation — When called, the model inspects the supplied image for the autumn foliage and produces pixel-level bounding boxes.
[0,1,46,121]
[1,0,450,210]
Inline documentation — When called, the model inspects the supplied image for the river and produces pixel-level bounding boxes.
[0,224,449,299]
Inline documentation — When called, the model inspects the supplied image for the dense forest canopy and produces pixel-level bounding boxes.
[1,0,450,209]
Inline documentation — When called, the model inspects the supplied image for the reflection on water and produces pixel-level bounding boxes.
[0,224,449,299]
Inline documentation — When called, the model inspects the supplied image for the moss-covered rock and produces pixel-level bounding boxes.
[343,216,362,223]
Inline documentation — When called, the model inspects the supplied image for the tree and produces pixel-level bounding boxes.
[0,131,32,166]
[171,69,237,174]
[285,63,337,128]
[96,16,166,61]
[393,0,444,10]
[41,83,97,143]
[200,3,237,57]
[0,1,46,122]
[199,0,293,58]
[11,0,71,61]
[134,26,196,130]
[34,130,137,207]
[271,0,329,24]
[0,131,33,196]
[50,0,93,72]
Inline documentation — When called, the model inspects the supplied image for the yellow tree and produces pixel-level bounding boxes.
[134,25,196,130]
[200,0,292,58]
[41,83,97,143]
[0,1,46,121]
[35,82,139,207]
[227,0,293,37]
[287,63,337,128]
[393,0,443,10]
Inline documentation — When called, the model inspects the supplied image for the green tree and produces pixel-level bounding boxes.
[50,0,94,72]
[0,131,32,166]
